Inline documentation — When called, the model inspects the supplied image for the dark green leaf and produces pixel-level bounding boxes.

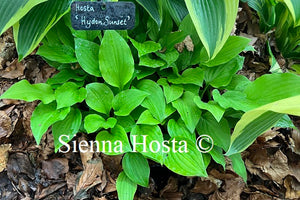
[197,112,231,151]
[229,154,247,182]
[122,153,150,187]
[116,172,137,200]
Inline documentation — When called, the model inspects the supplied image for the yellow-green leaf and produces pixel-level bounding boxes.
[226,95,300,156]
[0,0,47,36]
[14,0,71,60]
[184,0,239,59]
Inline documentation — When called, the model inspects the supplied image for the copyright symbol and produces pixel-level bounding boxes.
[196,135,214,153]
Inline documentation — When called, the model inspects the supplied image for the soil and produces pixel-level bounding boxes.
[0,3,300,200]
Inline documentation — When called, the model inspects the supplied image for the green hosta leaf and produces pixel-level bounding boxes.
[172,92,202,133]
[116,172,137,200]
[244,73,300,105]
[164,137,208,177]
[168,68,204,86]
[137,110,160,125]
[282,0,300,26]
[194,98,225,122]
[197,112,231,151]
[75,38,101,77]
[275,115,295,128]
[226,95,300,156]
[122,153,150,187]
[96,125,132,155]
[46,69,86,85]
[179,14,201,46]
[139,55,166,68]
[129,38,161,57]
[204,56,244,88]
[184,0,239,59]
[209,146,226,169]
[136,0,162,27]
[52,108,82,152]
[85,83,114,115]
[156,50,179,69]
[167,119,196,141]
[225,74,251,91]
[84,114,117,133]
[113,89,149,116]
[0,80,54,104]
[55,82,86,109]
[242,0,277,32]
[136,80,166,122]
[37,44,77,63]
[14,0,71,60]
[0,0,47,36]
[229,154,247,182]
[163,0,188,25]
[267,41,282,73]
[214,73,300,112]
[130,125,164,164]
[116,116,135,133]
[31,102,70,145]
[201,36,250,66]
[158,78,183,104]
[136,68,156,80]
[99,30,134,89]
[213,90,258,112]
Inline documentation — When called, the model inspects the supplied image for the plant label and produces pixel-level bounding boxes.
[71,1,135,30]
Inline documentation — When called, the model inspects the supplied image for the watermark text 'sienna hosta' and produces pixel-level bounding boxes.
[0,0,300,199]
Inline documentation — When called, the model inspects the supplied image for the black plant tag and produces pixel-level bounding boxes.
[71,1,135,30]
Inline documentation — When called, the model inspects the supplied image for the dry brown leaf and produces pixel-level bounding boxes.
[190,176,221,195]
[209,177,245,200]
[160,176,178,197]
[101,153,122,178]
[0,59,25,79]
[246,145,291,184]
[290,129,300,155]
[248,193,274,200]
[76,158,104,193]
[66,172,77,190]
[79,136,94,169]
[284,176,300,199]
[0,110,12,138]
[257,129,280,143]
[36,182,66,199]
[0,144,11,172]
[42,158,69,180]
[183,35,194,52]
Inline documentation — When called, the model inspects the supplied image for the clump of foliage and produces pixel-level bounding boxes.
[0,0,300,199]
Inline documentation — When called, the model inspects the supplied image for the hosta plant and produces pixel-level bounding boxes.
[1,0,300,199]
